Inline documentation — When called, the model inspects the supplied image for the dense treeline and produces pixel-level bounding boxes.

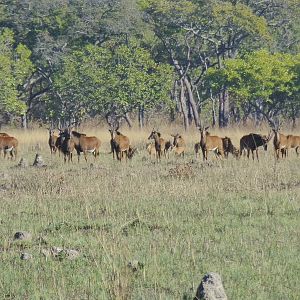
[0,0,299,129]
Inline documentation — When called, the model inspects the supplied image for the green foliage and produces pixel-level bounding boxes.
[212,2,270,41]
[0,29,34,115]
[0,0,299,126]
[53,41,173,121]
[205,50,300,117]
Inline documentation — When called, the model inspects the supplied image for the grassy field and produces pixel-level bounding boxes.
[0,127,299,299]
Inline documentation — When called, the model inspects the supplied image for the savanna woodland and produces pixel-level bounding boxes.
[0,1,300,299]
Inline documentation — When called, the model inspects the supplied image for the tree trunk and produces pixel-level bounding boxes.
[212,97,217,128]
[218,88,229,128]
[124,112,133,128]
[21,114,28,129]
[138,106,145,129]
[184,76,200,126]
[179,79,189,131]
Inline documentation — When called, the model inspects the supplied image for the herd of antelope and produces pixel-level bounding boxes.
[0,126,299,163]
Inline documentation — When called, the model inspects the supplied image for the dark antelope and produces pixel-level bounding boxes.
[198,126,224,160]
[148,129,166,161]
[59,128,75,163]
[222,137,239,158]
[239,132,272,161]
[48,129,58,155]
[194,142,201,158]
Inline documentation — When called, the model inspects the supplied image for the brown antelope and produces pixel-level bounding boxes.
[222,136,239,158]
[146,142,157,159]
[148,129,166,161]
[70,130,101,163]
[0,133,10,157]
[59,128,75,163]
[285,134,300,156]
[0,135,18,160]
[272,129,288,159]
[171,133,186,157]
[109,124,130,162]
[48,129,58,155]
[239,132,272,161]
[198,126,224,160]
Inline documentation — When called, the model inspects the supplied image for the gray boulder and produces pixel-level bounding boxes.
[17,158,29,168]
[14,231,32,241]
[20,252,32,260]
[32,153,47,167]
[194,272,227,300]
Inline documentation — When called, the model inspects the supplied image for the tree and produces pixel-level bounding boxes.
[204,50,300,126]
[0,29,34,126]
[140,0,272,128]
[53,41,173,127]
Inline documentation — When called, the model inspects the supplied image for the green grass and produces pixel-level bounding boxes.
[0,128,299,299]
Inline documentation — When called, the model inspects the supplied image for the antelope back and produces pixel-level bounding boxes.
[0,132,10,137]
[205,134,223,151]
[286,134,300,148]
[72,131,101,150]
[0,136,18,148]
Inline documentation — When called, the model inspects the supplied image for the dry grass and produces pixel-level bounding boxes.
[0,125,299,299]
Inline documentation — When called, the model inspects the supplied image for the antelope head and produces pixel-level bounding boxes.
[148,128,158,140]
[108,120,120,136]
[198,126,210,141]
[171,133,180,146]
[262,130,274,151]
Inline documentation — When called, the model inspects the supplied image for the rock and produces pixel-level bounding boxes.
[20,252,32,260]
[0,172,10,179]
[14,231,32,241]
[32,153,47,167]
[17,158,29,168]
[34,143,42,151]
[194,272,227,300]
[128,260,144,272]
[42,246,80,260]
[64,249,80,260]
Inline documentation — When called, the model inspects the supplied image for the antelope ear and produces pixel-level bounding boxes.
[205,126,210,131]
[171,134,175,137]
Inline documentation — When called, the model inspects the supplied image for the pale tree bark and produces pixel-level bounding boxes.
[21,114,28,129]
[218,89,230,128]
[179,79,189,131]
[124,112,133,128]
[183,76,200,126]
[138,106,145,129]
